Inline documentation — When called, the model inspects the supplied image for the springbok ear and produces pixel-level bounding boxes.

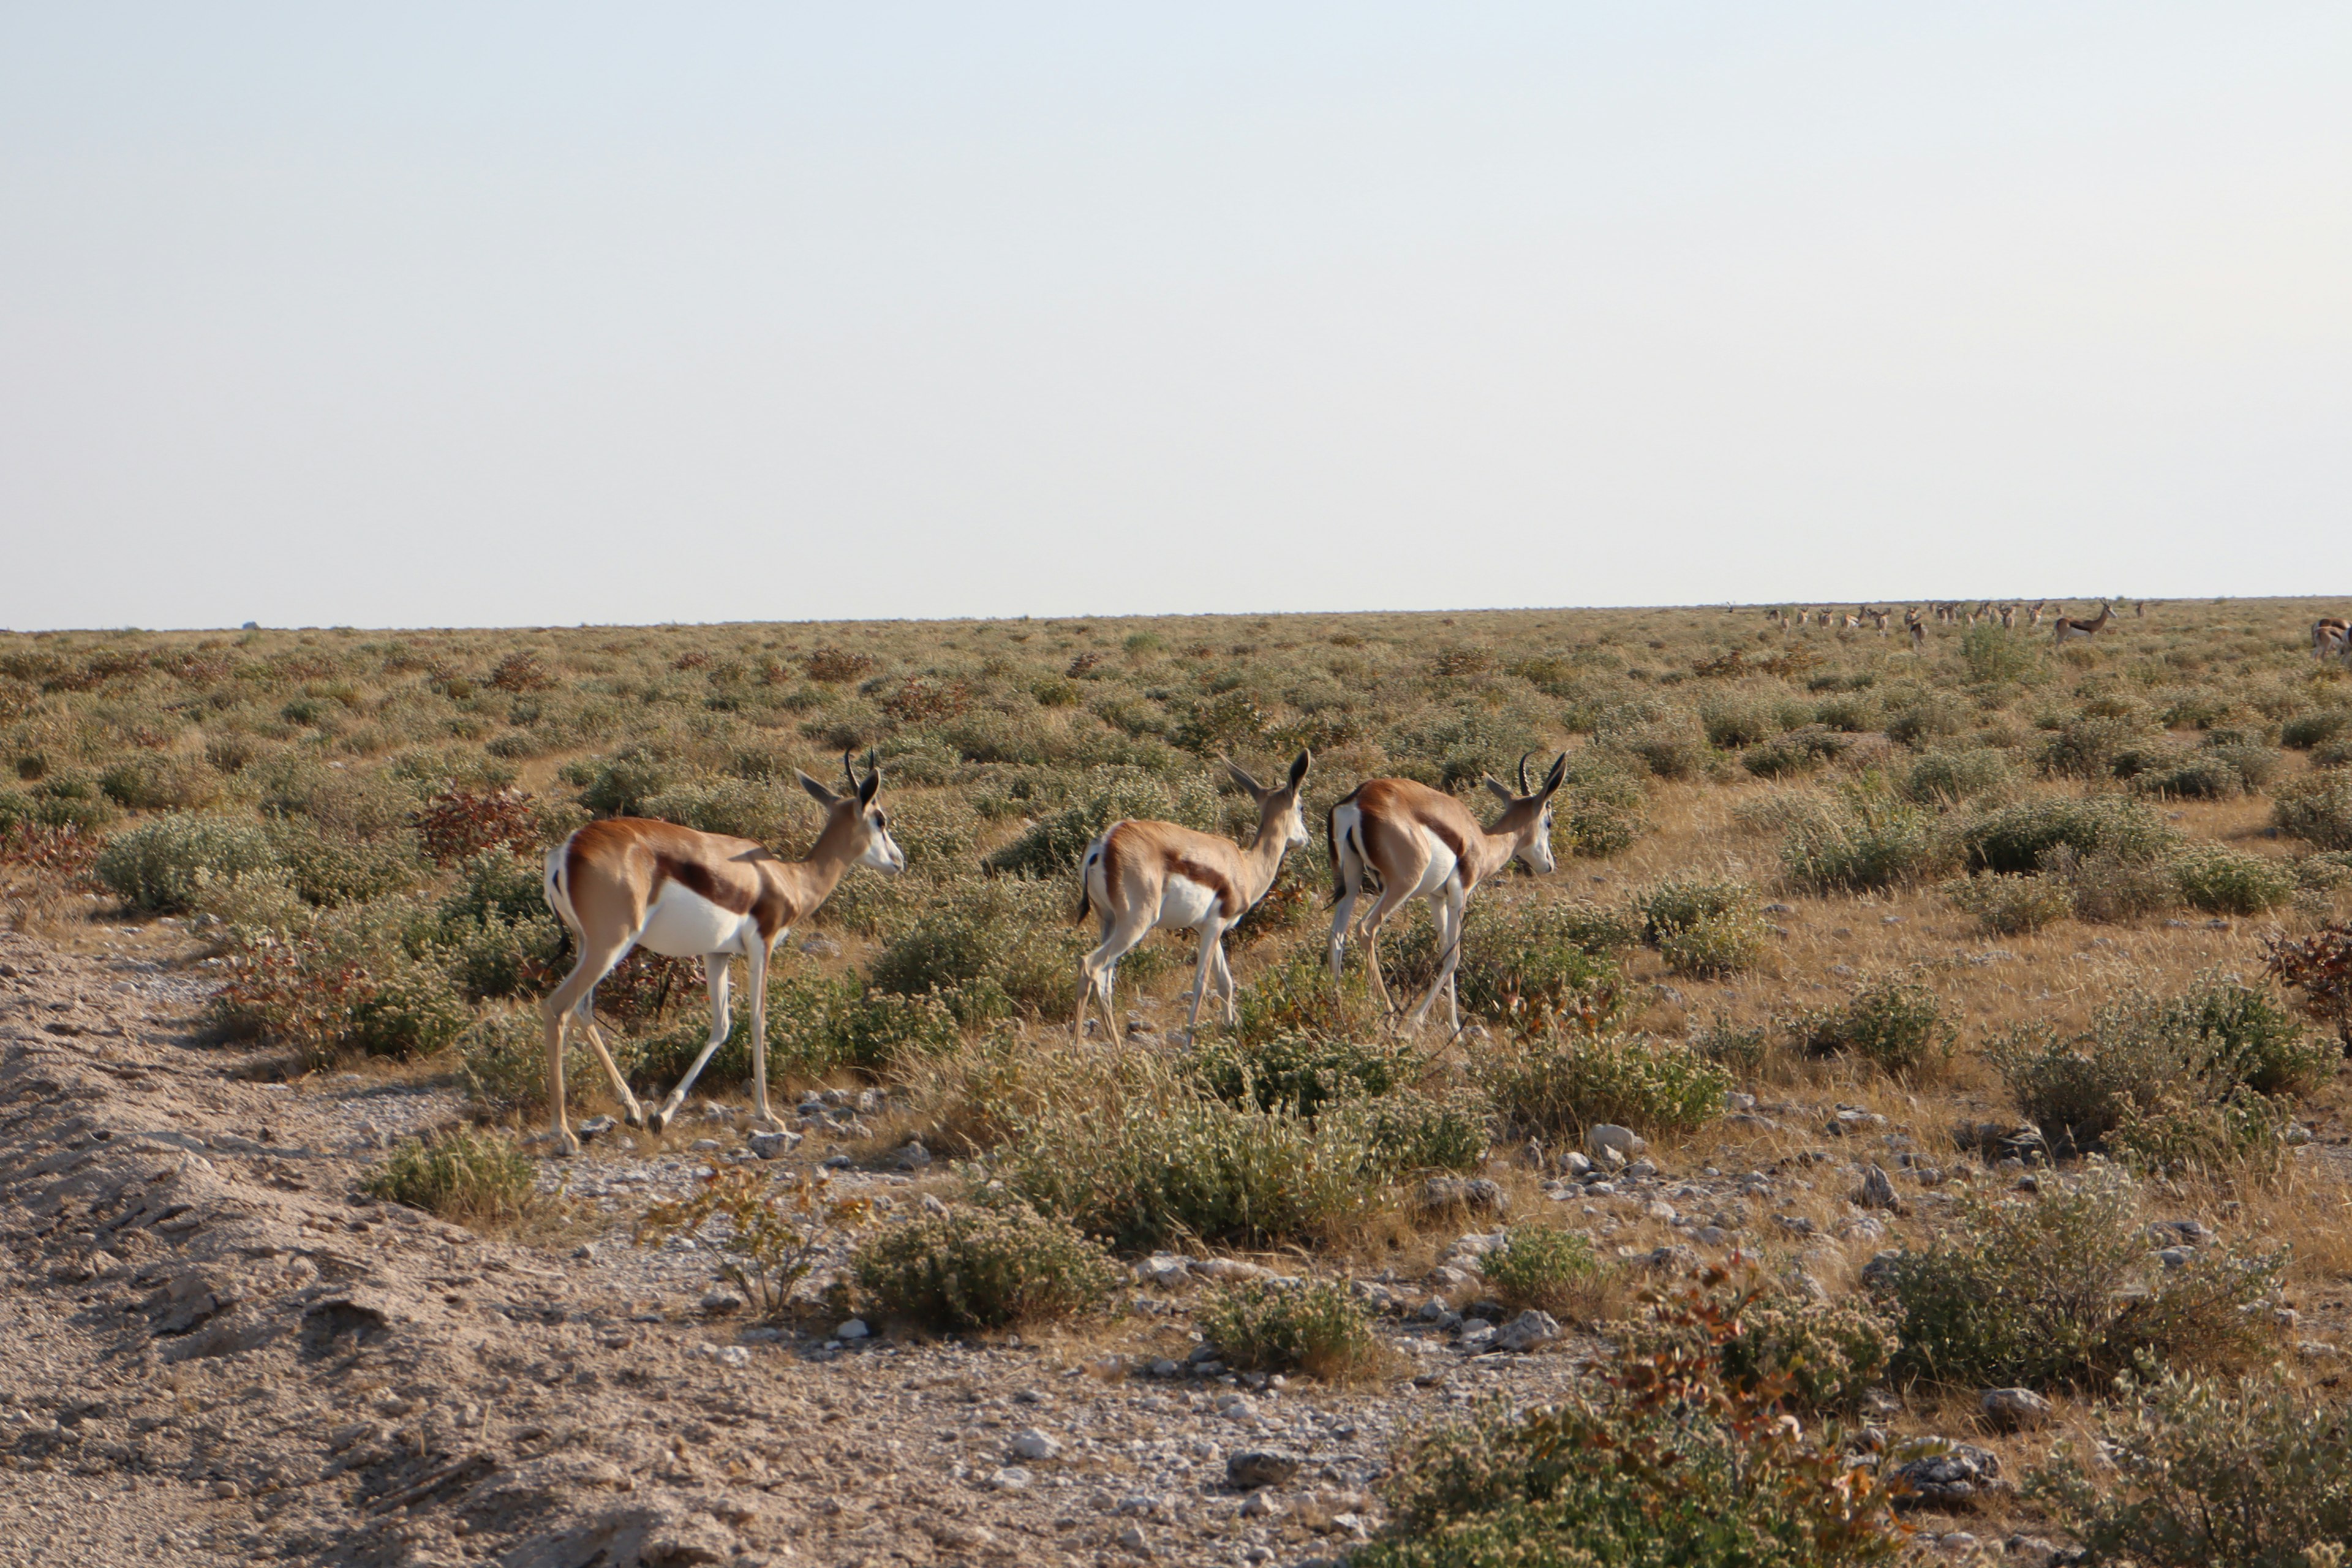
[1482,775,1517,805]
[1539,752,1569,799]
[858,767,881,807]
[1286,750,1311,790]
[1224,759,1266,799]
[796,771,842,807]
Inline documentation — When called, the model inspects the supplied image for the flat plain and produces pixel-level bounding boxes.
[5,597,2352,1567]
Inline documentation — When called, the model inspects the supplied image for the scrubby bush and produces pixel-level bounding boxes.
[2263,919,2352,1047]
[1774,783,1940,893]
[1940,870,2074,934]
[1361,1276,1907,1568]
[1480,1227,1603,1318]
[638,1166,872,1321]
[2029,1365,2352,1568]
[2170,843,2296,915]
[1989,974,2330,1159]
[94,813,279,911]
[1869,1165,2282,1390]
[1477,1030,1728,1141]
[851,1202,1119,1330]
[1901,746,2013,804]
[1185,1030,1425,1116]
[869,875,1086,1021]
[208,908,470,1066]
[1382,896,1626,1023]
[265,818,429,906]
[1961,622,2040,684]
[978,1071,1395,1251]
[2281,709,2352,750]
[2042,714,2147,779]
[2274,771,2352,850]
[1740,725,1849,778]
[363,1124,537,1224]
[1963,793,2177,874]
[1634,875,1771,977]
[1340,1087,1494,1177]
[97,756,219,812]
[981,767,1218,878]
[1784,977,1954,1078]
[1199,1276,1380,1380]
[565,747,679,818]
[1610,1276,1896,1412]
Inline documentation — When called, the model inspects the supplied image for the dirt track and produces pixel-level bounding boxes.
[0,928,1605,1568]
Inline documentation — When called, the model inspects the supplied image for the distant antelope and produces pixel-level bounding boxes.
[1072,752,1313,1042]
[538,753,906,1153]
[2028,600,2046,627]
[2051,603,2114,646]
[1328,753,1566,1035]
[1869,608,1890,633]
[1999,605,2015,629]
[2135,601,2147,618]
[1909,617,1926,652]
[2315,619,2350,660]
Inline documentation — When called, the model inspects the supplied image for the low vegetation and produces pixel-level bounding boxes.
[1197,1276,1381,1381]
[851,1201,1120,1330]
[362,1124,538,1226]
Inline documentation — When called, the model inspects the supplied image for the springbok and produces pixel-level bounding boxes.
[2029,600,2047,627]
[1999,605,2016,629]
[538,752,906,1154]
[1072,752,1312,1042]
[1327,752,1567,1035]
[1907,614,1927,652]
[2315,619,2350,660]
[2051,603,2114,646]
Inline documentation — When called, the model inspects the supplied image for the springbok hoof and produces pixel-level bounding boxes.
[622,1104,647,1129]
[549,1131,582,1158]
[645,1106,673,1135]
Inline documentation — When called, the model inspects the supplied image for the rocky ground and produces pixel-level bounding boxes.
[5,924,2341,1567]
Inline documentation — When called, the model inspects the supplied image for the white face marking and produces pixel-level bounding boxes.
[1280,798,1310,851]
[859,807,907,873]
[1521,802,1559,875]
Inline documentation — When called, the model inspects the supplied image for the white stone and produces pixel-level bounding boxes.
[1009,1428,1061,1461]
[835,1317,870,1340]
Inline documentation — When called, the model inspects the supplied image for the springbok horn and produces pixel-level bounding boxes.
[1516,753,1532,795]
[865,748,881,785]
[842,750,858,794]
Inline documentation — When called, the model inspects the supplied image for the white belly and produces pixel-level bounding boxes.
[1156,875,1223,930]
[636,881,758,958]
[1408,838,1460,899]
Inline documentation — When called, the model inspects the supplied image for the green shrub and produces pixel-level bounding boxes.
[1989,974,2331,1156]
[1185,1030,1425,1116]
[1199,1276,1380,1381]
[1635,875,1754,943]
[638,774,797,843]
[97,756,219,811]
[1477,1030,1728,1140]
[1657,910,1770,978]
[207,907,469,1066]
[363,1125,537,1224]
[1868,1164,2282,1390]
[1963,793,2178,873]
[1774,783,1940,893]
[978,1071,1392,1251]
[1382,896,1627,1023]
[2274,772,2352,850]
[1479,1227,1602,1317]
[1901,746,2013,804]
[566,747,679,817]
[1961,622,2041,684]
[869,875,1086,1022]
[980,767,1218,878]
[1690,1010,1773,1073]
[1559,761,1649,858]
[2281,709,2352,750]
[2053,843,2185,924]
[1740,725,1849,778]
[1338,1087,1494,1177]
[1698,696,1776,750]
[2028,1366,2352,1568]
[851,1202,1120,1330]
[1361,1279,1906,1568]
[2041,714,2147,779]
[1940,870,2074,934]
[265,818,429,906]
[94,813,279,911]
[1784,977,1954,1078]
[636,1165,872,1321]
[2171,843,2296,915]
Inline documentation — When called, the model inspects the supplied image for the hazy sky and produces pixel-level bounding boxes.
[3,6,2346,630]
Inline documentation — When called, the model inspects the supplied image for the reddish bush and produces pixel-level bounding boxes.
[881,677,970,724]
[2263,922,2352,1047]
[488,650,555,692]
[804,646,875,684]
[0,822,99,884]
[412,786,541,865]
